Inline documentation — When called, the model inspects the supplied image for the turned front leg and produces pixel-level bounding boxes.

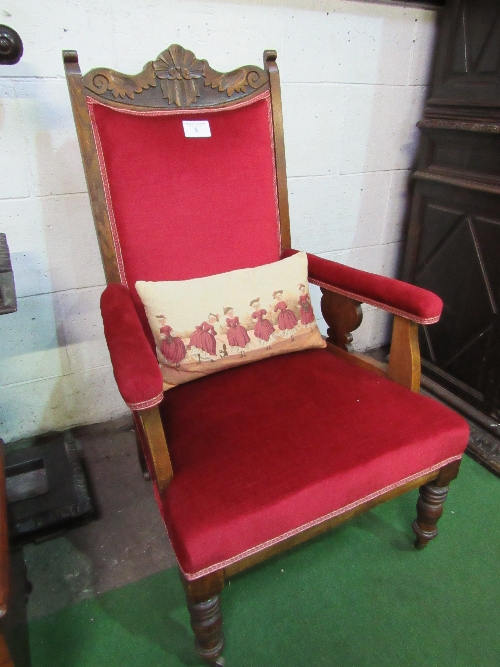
[412,483,450,549]
[181,570,225,665]
[412,460,461,549]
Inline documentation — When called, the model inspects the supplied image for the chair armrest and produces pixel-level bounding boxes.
[282,249,442,325]
[101,284,164,411]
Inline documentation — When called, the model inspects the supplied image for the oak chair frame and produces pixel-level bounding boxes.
[64,46,461,665]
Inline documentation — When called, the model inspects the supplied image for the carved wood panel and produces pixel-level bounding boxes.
[82,44,269,109]
[410,184,500,421]
[403,1,500,467]
[429,0,500,112]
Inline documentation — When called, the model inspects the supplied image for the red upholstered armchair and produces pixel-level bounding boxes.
[64,46,469,666]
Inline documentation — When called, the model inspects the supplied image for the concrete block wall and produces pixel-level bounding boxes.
[0,0,437,441]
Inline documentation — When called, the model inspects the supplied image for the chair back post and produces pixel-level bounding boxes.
[264,50,291,251]
[63,50,121,284]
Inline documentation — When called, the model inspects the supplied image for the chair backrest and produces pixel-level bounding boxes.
[64,45,291,334]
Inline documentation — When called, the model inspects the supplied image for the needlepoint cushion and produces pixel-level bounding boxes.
[136,251,325,390]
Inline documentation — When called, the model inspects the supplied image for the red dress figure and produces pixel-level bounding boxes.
[250,297,275,345]
[298,283,315,326]
[157,316,186,366]
[272,290,298,338]
[224,306,250,356]
[188,313,219,361]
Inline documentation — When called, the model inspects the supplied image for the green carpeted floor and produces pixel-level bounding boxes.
[29,455,499,667]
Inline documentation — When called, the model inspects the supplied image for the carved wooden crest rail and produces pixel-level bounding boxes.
[82,44,269,109]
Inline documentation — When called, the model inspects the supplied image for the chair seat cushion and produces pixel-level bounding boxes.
[159,349,469,579]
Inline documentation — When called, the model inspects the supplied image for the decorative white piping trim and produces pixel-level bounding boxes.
[127,392,164,411]
[87,102,129,287]
[308,277,441,325]
[87,89,271,117]
[180,454,462,580]
[87,91,282,283]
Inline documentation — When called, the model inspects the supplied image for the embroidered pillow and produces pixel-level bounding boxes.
[135,251,325,390]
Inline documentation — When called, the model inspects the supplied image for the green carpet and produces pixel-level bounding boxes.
[29,455,499,667]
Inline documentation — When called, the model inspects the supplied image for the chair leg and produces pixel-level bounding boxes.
[412,482,450,549]
[412,459,461,549]
[180,569,225,665]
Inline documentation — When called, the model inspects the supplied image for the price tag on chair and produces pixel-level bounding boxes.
[182,120,211,138]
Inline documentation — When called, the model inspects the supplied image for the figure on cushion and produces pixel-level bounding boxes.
[298,283,315,327]
[224,306,251,356]
[188,313,219,363]
[156,315,187,366]
[272,290,298,340]
[250,297,275,348]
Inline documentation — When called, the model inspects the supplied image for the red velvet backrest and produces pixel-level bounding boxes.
[88,92,281,301]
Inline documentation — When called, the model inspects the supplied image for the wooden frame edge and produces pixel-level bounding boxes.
[264,50,291,252]
[136,406,173,494]
[224,466,444,578]
[388,316,421,391]
[63,50,120,284]
[320,286,421,391]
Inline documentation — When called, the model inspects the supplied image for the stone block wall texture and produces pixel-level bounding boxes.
[0,0,437,441]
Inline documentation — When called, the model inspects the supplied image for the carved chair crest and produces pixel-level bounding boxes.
[82,44,270,109]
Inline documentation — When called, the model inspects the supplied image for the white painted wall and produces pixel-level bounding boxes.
[0,0,437,441]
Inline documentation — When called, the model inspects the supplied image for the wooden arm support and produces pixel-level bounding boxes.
[135,406,174,495]
[320,289,362,352]
[387,315,421,392]
[320,287,422,392]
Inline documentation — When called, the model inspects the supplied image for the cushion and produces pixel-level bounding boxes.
[136,252,325,390]
[158,349,469,579]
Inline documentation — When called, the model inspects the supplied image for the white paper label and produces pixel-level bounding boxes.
[182,120,211,138]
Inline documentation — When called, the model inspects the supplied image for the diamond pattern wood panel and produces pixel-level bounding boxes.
[403,0,500,451]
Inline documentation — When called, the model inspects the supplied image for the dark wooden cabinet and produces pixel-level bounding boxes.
[403,0,500,472]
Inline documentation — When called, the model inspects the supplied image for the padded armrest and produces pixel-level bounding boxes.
[101,284,164,410]
[282,249,442,325]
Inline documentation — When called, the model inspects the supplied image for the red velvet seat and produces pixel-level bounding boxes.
[65,45,470,665]
[161,349,468,579]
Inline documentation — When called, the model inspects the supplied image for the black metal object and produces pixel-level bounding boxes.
[0,25,22,65]
[0,234,16,315]
[5,432,93,539]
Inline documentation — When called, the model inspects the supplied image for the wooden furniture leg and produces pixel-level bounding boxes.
[180,570,225,665]
[412,460,461,549]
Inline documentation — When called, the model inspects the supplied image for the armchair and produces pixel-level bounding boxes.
[64,45,469,666]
